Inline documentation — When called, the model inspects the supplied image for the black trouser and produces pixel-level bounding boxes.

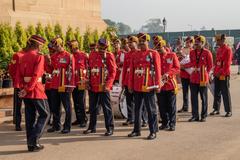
[72,88,87,124]
[213,76,232,113]
[88,91,114,131]
[23,99,50,146]
[157,90,176,127]
[190,83,208,119]
[181,78,190,110]
[133,91,158,134]
[45,89,53,122]
[125,87,134,122]
[51,90,72,131]
[13,88,23,127]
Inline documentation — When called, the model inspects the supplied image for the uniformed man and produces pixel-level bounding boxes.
[16,35,50,152]
[121,36,139,126]
[68,40,88,127]
[121,37,131,52]
[154,38,180,131]
[184,35,213,122]
[113,38,125,84]
[128,33,161,140]
[178,36,194,113]
[9,50,24,131]
[210,34,233,117]
[83,38,116,136]
[47,37,75,134]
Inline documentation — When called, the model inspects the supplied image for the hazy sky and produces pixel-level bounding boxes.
[102,0,239,32]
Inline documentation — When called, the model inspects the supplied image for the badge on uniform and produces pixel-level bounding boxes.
[78,60,82,64]
[60,58,67,64]
[202,57,204,60]
[166,58,173,64]
[146,55,151,62]
[217,61,221,66]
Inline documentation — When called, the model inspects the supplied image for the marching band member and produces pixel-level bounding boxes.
[16,35,50,152]
[47,37,75,134]
[154,37,180,131]
[210,34,233,117]
[184,35,213,122]
[121,36,139,126]
[68,40,88,127]
[178,36,194,113]
[83,38,116,136]
[128,33,161,140]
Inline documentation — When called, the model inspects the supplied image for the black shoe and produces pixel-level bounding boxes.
[72,120,79,126]
[15,126,22,131]
[168,126,175,131]
[188,117,199,122]
[122,120,134,126]
[83,129,96,134]
[61,129,70,134]
[47,127,60,133]
[225,112,232,117]
[200,118,206,122]
[128,132,141,137]
[210,110,220,116]
[79,123,87,128]
[147,133,156,140]
[141,122,147,127]
[104,130,113,136]
[28,144,44,152]
[178,108,188,113]
[159,125,170,130]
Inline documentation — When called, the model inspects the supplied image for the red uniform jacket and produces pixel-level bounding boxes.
[160,52,180,91]
[50,51,75,90]
[115,50,125,81]
[8,51,24,88]
[73,51,88,88]
[214,44,233,77]
[122,50,138,87]
[16,50,47,99]
[185,48,213,84]
[128,49,161,92]
[88,51,117,92]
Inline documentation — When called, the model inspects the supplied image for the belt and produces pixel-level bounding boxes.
[24,77,42,83]
[75,69,87,74]
[91,68,100,73]
[52,69,60,75]
[134,69,144,74]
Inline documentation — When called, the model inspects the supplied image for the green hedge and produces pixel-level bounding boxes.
[0,22,117,72]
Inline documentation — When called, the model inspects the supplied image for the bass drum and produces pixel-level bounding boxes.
[110,85,128,119]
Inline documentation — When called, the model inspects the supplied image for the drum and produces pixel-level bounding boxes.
[110,85,128,119]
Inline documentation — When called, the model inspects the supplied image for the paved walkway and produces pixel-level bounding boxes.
[0,68,240,160]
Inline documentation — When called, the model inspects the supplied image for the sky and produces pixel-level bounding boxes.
[102,0,240,32]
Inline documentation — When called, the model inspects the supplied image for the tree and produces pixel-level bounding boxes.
[54,23,64,38]
[74,27,83,50]
[140,18,164,33]
[104,19,117,27]
[65,26,75,42]
[45,24,55,42]
[14,21,27,48]
[83,27,93,53]
[117,22,132,35]
[92,29,99,44]
[26,24,36,38]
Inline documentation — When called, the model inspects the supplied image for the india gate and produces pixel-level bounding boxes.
[0,0,106,32]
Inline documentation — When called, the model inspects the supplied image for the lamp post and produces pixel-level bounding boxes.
[12,0,15,11]
[163,17,167,33]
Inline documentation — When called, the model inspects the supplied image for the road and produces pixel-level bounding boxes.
[0,68,240,160]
